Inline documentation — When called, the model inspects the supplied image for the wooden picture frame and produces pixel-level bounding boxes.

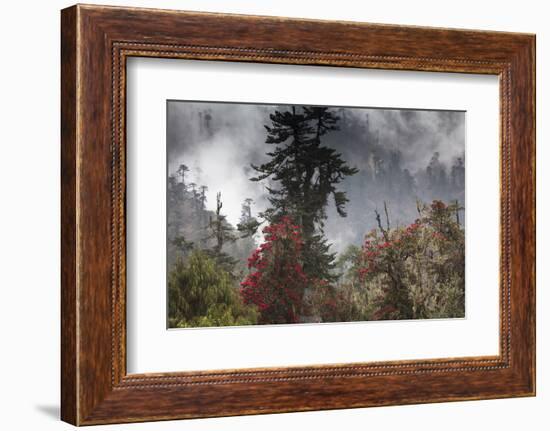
[61,4,535,425]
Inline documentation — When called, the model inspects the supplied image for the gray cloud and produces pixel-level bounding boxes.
[167,101,465,252]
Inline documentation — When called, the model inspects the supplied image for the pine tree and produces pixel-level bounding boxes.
[240,198,253,222]
[250,106,358,281]
[451,156,465,189]
[426,152,449,197]
[176,164,189,185]
[198,185,208,210]
[237,198,260,237]
[205,192,238,273]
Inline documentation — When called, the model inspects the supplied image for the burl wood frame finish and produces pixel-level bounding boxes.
[61,4,535,426]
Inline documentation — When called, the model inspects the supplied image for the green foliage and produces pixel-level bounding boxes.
[356,200,465,320]
[168,250,258,328]
[250,106,358,281]
[206,192,237,254]
[167,110,465,326]
[172,235,194,255]
[237,198,261,237]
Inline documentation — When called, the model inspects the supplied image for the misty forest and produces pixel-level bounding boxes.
[167,102,465,328]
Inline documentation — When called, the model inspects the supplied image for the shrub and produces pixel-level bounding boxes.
[240,216,308,324]
[356,200,465,320]
[168,250,258,328]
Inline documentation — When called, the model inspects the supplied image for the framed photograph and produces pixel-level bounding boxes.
[61,4,535,425]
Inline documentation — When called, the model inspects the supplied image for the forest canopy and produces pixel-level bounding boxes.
[167,103,465,327]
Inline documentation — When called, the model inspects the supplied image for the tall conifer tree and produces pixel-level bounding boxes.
[251,106,358,281]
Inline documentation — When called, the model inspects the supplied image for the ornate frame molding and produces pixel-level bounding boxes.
[61,5,535,425]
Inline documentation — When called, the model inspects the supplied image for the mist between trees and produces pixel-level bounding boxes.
[167,103,465,328]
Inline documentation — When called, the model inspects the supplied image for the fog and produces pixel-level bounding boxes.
[167,101,465,252]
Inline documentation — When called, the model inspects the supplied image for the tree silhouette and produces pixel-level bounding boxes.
[237,197,260,237]
[176,163,189,185]
[251,106,358,281]
[205,192,238,274]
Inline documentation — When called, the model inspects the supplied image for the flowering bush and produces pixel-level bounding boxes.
[356,200,465,320]
[304,278,364,323]
[240,216,309,324]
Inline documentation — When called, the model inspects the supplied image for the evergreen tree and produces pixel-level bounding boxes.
[237,197,260,237]
[240,198,253,222]
[199,185,208,211]
[176,164,189,185]
[451,156,465,189]
[205,192,238,273]
[426,152,449,197]
[250,106,358,281]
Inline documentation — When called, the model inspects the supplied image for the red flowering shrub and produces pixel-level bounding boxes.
[356,200,465,320]
[240,216,309,324]
[239,202,464,324]
[312,281,362,322]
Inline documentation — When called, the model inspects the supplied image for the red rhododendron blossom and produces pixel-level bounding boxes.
[354,200,464,320]
[240,216,308,324]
